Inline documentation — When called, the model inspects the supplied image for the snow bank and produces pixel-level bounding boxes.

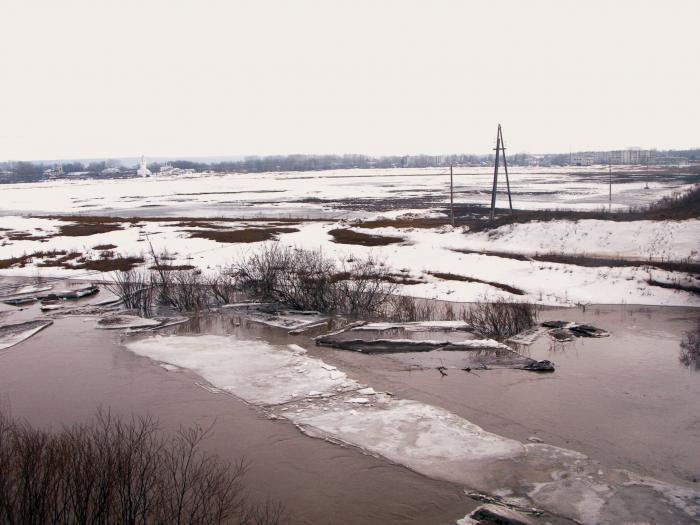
[460,219,700,262]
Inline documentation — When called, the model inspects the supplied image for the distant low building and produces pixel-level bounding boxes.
[101,167,120,175]
[608,149,656,165]
[159,164,195,175]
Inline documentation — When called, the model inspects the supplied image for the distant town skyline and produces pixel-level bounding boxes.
[1,0,699,160]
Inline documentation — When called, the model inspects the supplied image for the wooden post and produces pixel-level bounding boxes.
[450,165,455,227]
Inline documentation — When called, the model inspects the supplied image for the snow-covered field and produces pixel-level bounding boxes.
[0,166,694,217]
[1,167,698,307]
[1,214,698,307]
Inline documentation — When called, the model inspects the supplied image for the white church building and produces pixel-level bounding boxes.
[136,156,152,177]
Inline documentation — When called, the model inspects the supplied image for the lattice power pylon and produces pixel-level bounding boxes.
[489,123,513,220]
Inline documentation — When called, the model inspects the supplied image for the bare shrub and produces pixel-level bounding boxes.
[385,295,433,322]
[0,410,287,525]
[235,245,398,316]
[335,254,398,316]
[680,320,700,370]
[105,269,154,315]
[235,243,292,302]
[166,269,211,312]
[464,297,538,340]
[207,271,240,305]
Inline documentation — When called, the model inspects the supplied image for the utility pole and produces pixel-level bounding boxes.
[489,124,513,220]
[449,165,455,227]
[608,157,612,212]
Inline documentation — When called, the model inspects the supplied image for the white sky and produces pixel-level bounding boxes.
[1,0,698,161]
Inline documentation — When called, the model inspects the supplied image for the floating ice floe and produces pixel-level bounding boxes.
[353,320,472,332]
[123,333,699,524]
[126,335,358,405]
[96,315,163,330]
[223,302,329,331]
[0,320,53,350]
[541,320,611,340]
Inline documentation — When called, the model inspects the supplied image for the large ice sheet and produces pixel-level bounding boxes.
[125,335,358,405]
[0,320,53,350]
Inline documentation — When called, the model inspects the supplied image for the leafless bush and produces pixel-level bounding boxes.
[165,269,211,312]
[385,295,433,321]
[207,271,240,305]
[335,254,397,316]
[105,269,154,315]
[680,320,700,370]
[464,297,538,340]
[0,410,287,525]
[235,244,397,316]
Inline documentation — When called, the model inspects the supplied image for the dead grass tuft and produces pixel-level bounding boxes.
[328,228,404,246]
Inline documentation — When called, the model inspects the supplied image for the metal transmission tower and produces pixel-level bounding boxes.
[489,124,513,220]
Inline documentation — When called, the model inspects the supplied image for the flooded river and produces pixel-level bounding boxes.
[0,296,698,523]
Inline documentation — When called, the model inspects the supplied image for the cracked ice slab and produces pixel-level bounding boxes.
[125,335,358,405]
[291,399,525,469]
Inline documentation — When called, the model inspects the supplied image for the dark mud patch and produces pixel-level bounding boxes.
[328,228,405,246]
[427,271,525,295]
[187,227,299,243]
[92,244,118,250]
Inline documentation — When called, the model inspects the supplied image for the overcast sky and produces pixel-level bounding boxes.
[1,0,698,161]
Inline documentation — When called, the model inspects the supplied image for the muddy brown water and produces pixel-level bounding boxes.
[0,307,479,525]
[317,305,700,489]
[1,294,698,524]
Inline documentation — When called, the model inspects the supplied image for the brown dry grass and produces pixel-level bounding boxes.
[328,228,404,246]
[0,250,68,269]
[58,222,124,236]
[71,256,145,272]
[150,264,197,271]
[187,227,299,243]
[0,249,144,272]
[427,271,525,295]
[6,231,53,241]
[92,243,118,250]
[353,218,448,229]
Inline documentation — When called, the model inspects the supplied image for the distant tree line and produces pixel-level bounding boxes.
[2,149,699,183]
